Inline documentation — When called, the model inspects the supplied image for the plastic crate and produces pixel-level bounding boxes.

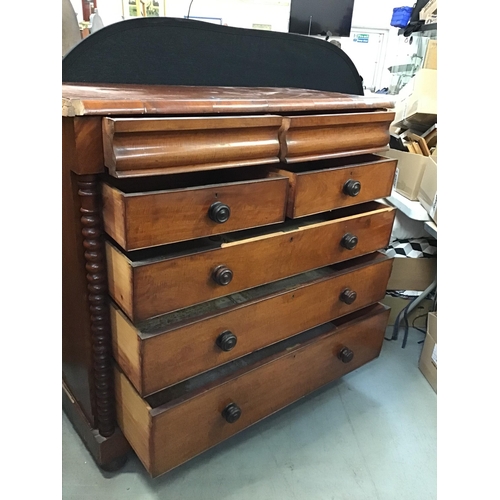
[391,6,413,28]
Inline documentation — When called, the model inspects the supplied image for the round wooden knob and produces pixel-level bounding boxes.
[222,403,241,423]
[208,202,231,223]
[341,233,358,250]
[216,331,237,351]
[343,179,361,197]
[340,288,357,305]
[338,347,354,364]
[212,266,233,286]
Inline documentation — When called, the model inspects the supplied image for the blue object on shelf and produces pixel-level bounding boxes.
[390,6,413,28]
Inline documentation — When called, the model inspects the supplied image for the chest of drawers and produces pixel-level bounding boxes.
[62,84,397,477]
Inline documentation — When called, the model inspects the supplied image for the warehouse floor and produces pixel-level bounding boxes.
[62,327,437,500]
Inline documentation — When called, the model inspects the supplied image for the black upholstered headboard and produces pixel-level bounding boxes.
[62,17,363,95]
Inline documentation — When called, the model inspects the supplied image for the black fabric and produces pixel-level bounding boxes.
[62,17,363,95]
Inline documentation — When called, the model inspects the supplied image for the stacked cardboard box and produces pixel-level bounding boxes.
[389,40,438,225]
[383,40,437,308]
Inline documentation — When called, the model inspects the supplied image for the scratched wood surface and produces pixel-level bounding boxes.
[106,202,396,321]
[62,84,395,117]
[114,304,390,477]
[111,253,393,395]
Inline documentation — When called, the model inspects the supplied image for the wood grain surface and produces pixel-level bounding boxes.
[114,304,390,477]
[101,170,288,250]
[62,117,104,174]
[111,253,393,395]
[280,111,396,163]
[62,84,395,117]
[275,154,397,218]
[102,116,283,177]
[106,202,396,321]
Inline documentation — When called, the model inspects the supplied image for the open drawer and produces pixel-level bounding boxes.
[115,303,390,477]
[275,154,397,218]
[106,202,396,321]
[101,168,288,250]
[111,253,394,395]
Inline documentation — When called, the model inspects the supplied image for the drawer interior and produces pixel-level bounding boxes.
[102,165,283,194]
[278,153,389,174]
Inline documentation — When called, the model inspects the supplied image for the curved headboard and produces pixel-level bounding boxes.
[62,17,363,95]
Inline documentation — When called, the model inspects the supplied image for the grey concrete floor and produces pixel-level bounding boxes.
[63,328,437,500]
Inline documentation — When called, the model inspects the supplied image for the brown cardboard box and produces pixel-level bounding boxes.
[384,149,429,201]
[387,257,437,291]
[423,40,437,70]
[418,156,437,223]
[431,145,437,162]
[381,294,433,328]
[419,0,437,21]
[419,311,437,392]
[393,69,437,130]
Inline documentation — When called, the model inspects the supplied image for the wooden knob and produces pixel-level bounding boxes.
[338,347,354,364]
[340,288,357,305]
[208,202,231,223]
[343,179,361,197]
[341,233,358,250]
[212,265,233,286]
[216,331,237,351]
[222,403,241,423]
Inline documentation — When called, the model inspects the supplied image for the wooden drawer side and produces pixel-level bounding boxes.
[114,367,152,471]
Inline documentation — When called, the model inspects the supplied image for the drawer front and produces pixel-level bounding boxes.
[114,304,390,477]
[102,116,283,177]
[106,203,396,321]
[101,172,288,250]
[276,154,397,218]
[111,253,393,395]
[280,111,395,163]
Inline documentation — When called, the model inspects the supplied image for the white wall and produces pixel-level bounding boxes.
[69,0,408,31]
[69,0,292,30]
[167,0,291,32]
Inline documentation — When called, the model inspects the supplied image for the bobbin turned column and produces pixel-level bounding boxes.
[77,174,115,438]
[63,116,130,472]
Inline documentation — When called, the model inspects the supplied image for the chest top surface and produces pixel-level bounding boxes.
[62,83,394,117]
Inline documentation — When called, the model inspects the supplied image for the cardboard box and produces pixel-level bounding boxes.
[381,294,434,328]
[418,156,437,223]
[423,40,437,70]
[419,0,437,21]
[393,69,437,130]
[387,257,437,291]
[431,145,437,163]
[419,311,437,392]
[384,149,429,201]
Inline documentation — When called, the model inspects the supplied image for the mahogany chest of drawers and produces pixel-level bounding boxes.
[62,84,397,477]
